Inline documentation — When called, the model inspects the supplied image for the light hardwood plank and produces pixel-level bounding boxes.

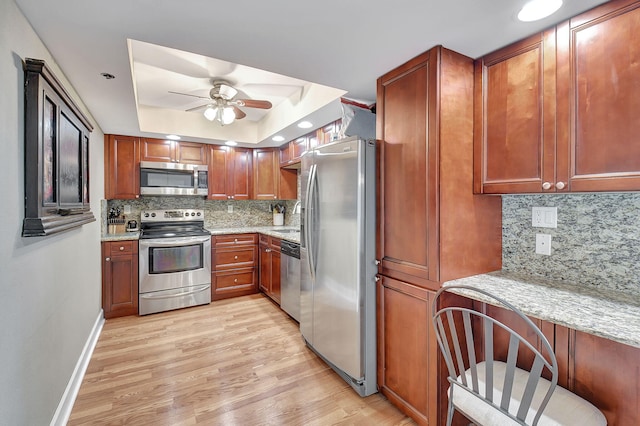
[69,294,414,425]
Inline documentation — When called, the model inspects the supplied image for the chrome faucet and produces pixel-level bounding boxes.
[293,201,301,214]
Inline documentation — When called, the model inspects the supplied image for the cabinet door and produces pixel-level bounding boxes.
[271,249,281,304]
[140,138,175,162]
[279,143,293,167]
[377,276,437,424]
[291,136,308,160]
[474,30,557,194]
[104,135,140,200]
[557,0,640,191]
[102,241,138,319]
[208,145,231,199]
[176,141,206,165]
[230,147,252,200]
[259,241,271,293]
[253,148,279,200]
[377,50,436,285]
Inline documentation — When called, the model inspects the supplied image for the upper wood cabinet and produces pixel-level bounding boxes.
[475,0,640,194]
[104,135,140,200]
[279,135,308,168]
[474,30,557,194]
[140,138,207,165]
[208,145,252,200]
[254,148,297,200]
[556,0,640,192]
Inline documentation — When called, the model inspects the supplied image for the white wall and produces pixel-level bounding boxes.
[0,1,104,423]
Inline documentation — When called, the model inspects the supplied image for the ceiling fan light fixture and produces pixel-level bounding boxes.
[221,106,235,125]
[518,0,563,22]
[203,106,217,121]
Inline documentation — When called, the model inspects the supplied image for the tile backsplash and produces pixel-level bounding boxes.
[105,197,300,231]
[502,193,640,295]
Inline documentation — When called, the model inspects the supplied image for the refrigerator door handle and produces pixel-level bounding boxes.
[305,163,318,281]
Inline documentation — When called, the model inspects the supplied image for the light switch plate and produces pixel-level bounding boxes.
[532,207,557,228]
[536,233,552,255]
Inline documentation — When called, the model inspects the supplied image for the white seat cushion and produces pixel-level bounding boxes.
[450,361,607,426]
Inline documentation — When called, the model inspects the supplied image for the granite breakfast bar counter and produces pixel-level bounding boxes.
[443,271,640,424]
[444,271,640,348]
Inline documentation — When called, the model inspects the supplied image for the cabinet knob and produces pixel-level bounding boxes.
[374,259,381,266]
[119,246,125,251]
[135,195,140,199]
[555,181,566,190]
[542,181,552,190]
[234,238,238,243]
[374,275,381,282]
[105,257,111,262]
[234,278,238,283]
[234,255,238,260]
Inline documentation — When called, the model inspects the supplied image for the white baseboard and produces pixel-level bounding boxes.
[50,310,105,426]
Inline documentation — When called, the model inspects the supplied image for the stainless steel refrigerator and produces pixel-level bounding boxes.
[300,136,377,397]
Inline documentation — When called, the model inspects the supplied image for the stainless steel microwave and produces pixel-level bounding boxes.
[140,161,208,196]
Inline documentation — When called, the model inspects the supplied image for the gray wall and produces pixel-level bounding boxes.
[502,193,640,296]
[0,1,104,423]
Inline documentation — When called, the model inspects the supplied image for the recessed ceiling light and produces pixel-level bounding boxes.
[518,0,563,22]
[298,121,313,129]
[166,134,181,140]
[225,140,238,146]
[272,135,285,142]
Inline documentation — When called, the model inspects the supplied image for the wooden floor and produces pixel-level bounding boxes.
[69,294,414,425]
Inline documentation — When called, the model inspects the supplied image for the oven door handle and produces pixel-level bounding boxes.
[139,236,211,247]
[140,284,210,300]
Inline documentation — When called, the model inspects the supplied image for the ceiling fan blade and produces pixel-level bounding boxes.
[232,106,246,120]
[169,90,210,100]
[185,103,211,112]
[235,99,272,109]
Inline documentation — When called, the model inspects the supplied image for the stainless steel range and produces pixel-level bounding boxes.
[138,209,211,315]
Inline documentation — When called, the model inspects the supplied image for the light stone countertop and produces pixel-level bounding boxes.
[101,227,300,243]
[444,271,640,348]
[101,231,140,242]
[209,226,300,243]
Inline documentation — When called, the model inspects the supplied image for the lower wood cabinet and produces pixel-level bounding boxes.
[211,234,258,300]
[377,276,438,425]
[259,234,281,304]
[101,240,138,319]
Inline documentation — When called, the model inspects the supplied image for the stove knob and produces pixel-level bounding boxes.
[191,212,195,216]
[197,212,201,216]
[144,213,149,218]
[184,212,188,217]
[151,213,156,218]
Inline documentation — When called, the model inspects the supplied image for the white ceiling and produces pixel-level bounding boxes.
[15,0,610,147]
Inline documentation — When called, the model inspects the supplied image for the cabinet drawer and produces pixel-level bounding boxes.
[270,237,281,251]
[106,240,137,256]
[214,234,257,247]
[215,268,256,290]
[214,247,256,269]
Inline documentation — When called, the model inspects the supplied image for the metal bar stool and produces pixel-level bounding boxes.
[432,285,607,426]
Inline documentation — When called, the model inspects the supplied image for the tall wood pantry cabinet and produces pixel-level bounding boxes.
[375,45,503,425]
[474,0,640,194]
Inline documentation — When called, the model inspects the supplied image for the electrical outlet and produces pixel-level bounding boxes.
[123,205,131,215]
[227,205,233,213]
[532,207,557,228]
[535,234,552,255]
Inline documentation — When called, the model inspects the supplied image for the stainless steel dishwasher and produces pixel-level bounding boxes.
[280,240,301,322]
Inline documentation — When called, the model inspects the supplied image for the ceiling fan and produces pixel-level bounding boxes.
[170,80,272,126]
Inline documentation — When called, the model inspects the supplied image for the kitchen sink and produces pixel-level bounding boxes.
[275,229,299,234]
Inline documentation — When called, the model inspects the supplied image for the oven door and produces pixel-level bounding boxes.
[139,235,211,294]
